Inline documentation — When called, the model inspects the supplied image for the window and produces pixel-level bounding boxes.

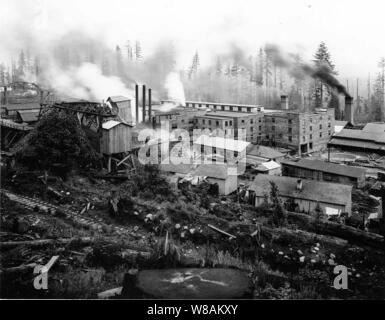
[288,128,292,134]
[328,131,331,136]
[225,121,228,126]
[203,119,205,124]
[288,119,292,124]
[320,132,322,138]
[234,151,239,157]
[278,133,283,138]
[238,107,242,111]
[259,118,262,123]
[221,106,225,111]
[241,119,245,123]
[209,120,212,125]
[319,124,322,130]
[259,126,262,131]
[250,119,254,124]
[213,147,216,154]
[288,136,292,142]
[272,126,275,131]
[201,145,204,153]
[229,106,233,111]
[230,121,233,126]
[310,117,313,123]
[303,136,306,142]
[310,134,312,140]
[272,118,275,123]
[181,119,184,123]
[250,127,254,132]
[247,107,251,112]
[310,126,312,131]
[216,121,219,126]
[328,122,331,128]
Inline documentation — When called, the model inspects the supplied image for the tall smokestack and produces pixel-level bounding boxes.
[142,84,146,123]
[345,96,354,124]
[281,95,289,110]
[135,84,139,123]
[4,86,7,105]
[148,88,152,123]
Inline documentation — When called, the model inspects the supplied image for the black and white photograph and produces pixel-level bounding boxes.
[0,0,385,304]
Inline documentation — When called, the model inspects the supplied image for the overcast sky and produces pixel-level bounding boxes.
[1,0,384,80]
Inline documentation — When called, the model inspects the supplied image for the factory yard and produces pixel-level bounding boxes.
[1,159,385,299]
[1,83,385,300]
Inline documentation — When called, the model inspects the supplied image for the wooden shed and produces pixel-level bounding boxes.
[107,96,133,124]
[100,120,133,155]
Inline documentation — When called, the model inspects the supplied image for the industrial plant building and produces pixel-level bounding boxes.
[249,174,353,216]
[281,158,366,188]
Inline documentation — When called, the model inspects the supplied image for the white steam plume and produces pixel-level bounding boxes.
[164,72,186,106]
[43,62,133,101]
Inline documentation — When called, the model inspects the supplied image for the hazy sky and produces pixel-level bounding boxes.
[1,0,384,79]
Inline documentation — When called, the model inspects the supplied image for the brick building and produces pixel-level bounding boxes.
[264,108,335,155]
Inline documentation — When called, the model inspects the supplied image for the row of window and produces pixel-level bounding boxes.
[187,103,254,113]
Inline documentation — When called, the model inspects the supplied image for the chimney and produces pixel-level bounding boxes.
[135,84,139,123]
[142,84,146,123]
[281,95,289,110]
[148,88,152,123]
[296,179,303,191]
[344,96,354,124]
[4,86,7,105]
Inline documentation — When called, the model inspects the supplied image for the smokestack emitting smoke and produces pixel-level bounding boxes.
[265,44,351,98]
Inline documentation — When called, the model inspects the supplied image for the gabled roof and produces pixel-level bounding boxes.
[107,96,131,103]
[102,120,126,130]
[193,164,231,180]
[247,145,284,160]
[17,110,40,122]
[281,159,366,178]
[363,122,385,134]
[335,129,385,144]
[2,102,41,111]
[259,160,281,171]
[194,135,249,152]
[250,175,352,206]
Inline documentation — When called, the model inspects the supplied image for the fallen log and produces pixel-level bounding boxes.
[285,211,384,249]
[0,237,153,253]
[0,237,95,250]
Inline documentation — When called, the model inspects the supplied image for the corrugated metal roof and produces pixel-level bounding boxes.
[281,158,366,178]
[250,175,352,206]
[194,135,249,152]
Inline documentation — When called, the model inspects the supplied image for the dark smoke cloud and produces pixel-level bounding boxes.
[265,44,351,98]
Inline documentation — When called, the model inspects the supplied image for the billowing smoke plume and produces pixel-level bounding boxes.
[164,72,186,106]
[264,44,351,97]
[44,62,133,101]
